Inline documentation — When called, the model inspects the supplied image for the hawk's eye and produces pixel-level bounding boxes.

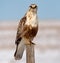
[30,6,32,8]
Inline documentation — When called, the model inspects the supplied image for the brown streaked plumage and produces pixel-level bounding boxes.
[24,25,38,40]
[15,16,26,45]
[14,4,38,60]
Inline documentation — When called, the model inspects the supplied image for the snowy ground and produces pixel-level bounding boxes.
[0,21,60,63]
[0,49,60,63]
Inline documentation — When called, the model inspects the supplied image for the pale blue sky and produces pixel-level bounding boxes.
[0,0,60,20]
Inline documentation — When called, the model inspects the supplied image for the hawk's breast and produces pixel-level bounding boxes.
[24,25,38,40]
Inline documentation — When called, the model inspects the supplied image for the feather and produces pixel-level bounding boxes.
[14,38,25,60]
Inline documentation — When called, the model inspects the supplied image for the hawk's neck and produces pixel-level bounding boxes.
[25,11,38,27]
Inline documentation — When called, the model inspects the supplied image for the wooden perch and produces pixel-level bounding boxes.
[26,44,35,63]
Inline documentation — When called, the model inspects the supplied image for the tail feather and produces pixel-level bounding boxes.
[14,38,25,60]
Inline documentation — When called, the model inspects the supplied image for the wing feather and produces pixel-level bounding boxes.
[15,16,26,45]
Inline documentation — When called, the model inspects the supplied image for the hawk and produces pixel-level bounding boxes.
[14,4,38,60]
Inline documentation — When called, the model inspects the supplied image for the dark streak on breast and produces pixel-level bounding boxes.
[24,25,38,40]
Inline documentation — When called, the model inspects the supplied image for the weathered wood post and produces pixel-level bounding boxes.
[26,44,35,63]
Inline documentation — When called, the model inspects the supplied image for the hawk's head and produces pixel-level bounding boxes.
[29,4,38,13]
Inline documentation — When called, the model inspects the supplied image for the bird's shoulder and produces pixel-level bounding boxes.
[19,16,26,26]
[17,16,26,31]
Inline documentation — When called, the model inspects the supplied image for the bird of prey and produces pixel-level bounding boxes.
[14,4,38,60]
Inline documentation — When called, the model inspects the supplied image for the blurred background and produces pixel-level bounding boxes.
[0,0,60,63]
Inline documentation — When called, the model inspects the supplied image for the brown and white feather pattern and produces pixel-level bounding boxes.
[14,4,38,60]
